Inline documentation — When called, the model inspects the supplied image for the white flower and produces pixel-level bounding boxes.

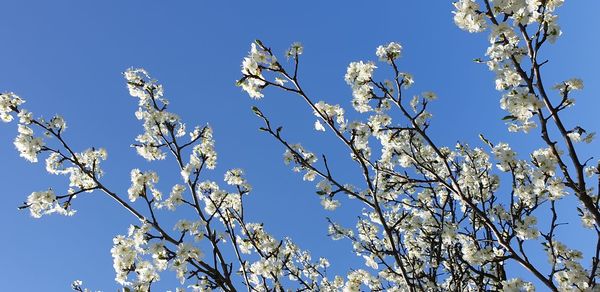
[17,109,32,124]
[192,126,217,169]
[320,198,340,211]
[177,242,203,261]
[274,77,287,86]
[422,91,437,100]
[239,43,271,99]
[453,0,487,33]
[585,164,599,178]
[49,115,67,131]
[531,147,557,176]
[156,184,185,211]
[135,261,159,285]
[501,278,535,292]
[514,216,540,240]
[111,234,138,285]
[345,61,376,113]
[554,78,584,92]
[314,101,346,129]
[124,68,154,101]
[224,168,245,186]
[317,180,333,194]
[0,92,24,123]
[545,14,562,44]
[375,42,402,63]
[363,255,379,269]
[367,114,391,133]
[314,120,326,132]
[495,66,522,91]
[566,78,584,90]
[127,169,159,202]
[14,124,44,162]
[26,189,71,218]
[492,142,516,172]
[286,42,303,58]
[583,132,596,144]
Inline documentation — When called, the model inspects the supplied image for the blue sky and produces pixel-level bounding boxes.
[0,1,599,290]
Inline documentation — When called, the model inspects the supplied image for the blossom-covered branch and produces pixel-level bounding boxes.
[237,1,598,290]
[1,70,333,291]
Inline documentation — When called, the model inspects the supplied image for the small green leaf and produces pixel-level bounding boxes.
[478,134,493,148]
[251,106,263,117]
[502,115,517,121]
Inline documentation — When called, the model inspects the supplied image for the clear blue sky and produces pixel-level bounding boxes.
[0,1,599,290]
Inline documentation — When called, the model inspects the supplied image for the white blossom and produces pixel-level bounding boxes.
[0,92,24,122]
[375,42,402,63]
[320,197,340,211]
[453,0,487,33]
[156,184,186,211]
[26,189,72,218]
[345,61,376,113]
[314,120,326,132]
[286,42,303,58]
[127,169,160,202]
[14,124,44,162]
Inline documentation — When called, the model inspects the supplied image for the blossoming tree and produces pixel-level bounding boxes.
[1,0,598,291]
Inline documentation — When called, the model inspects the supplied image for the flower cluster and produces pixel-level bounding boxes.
[125,68,218,181]
[44,148,106,195]
[0,92,24,122]
[500,88,542,132]
[286,42,303,58]
[14,124,44,162]
[111,224,164,289]
[198,180,242,222]
[237,223,332,290]
[314,101,347,130]
[156,184,185,211]
[375,42,402,64]
[283,143,318,181]
[26,189,72,218]
[127,169,160,202]
[239,43,278,98]
[453,0,487,33]
[345,61,377,113]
